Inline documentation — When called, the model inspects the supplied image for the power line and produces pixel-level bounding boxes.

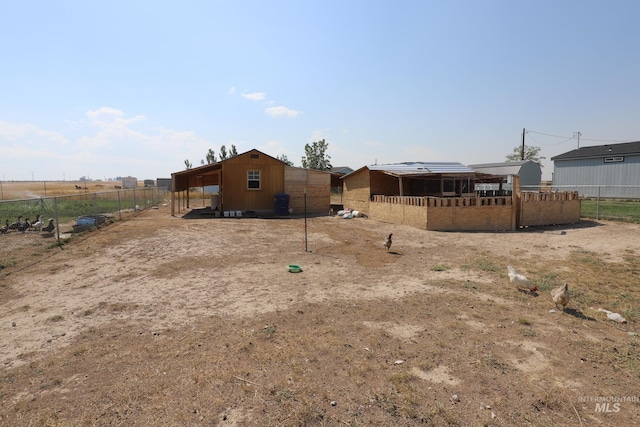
[526,134,574,147]
[526,130,635,144]
[526,130,572,139]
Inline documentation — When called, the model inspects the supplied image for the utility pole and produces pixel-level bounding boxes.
[521,128,526,160]
[574,131,582,149]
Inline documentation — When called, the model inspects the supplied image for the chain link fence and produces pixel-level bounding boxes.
[0,187,169,244]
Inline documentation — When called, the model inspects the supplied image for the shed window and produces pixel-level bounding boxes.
[248,170,261,189]
[604,156,624,163]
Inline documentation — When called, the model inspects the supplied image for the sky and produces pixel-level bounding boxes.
[2,1,640,182]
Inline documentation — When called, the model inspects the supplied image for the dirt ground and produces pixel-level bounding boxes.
[1,203,639,426]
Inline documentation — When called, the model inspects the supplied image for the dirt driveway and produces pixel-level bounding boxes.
[1,205,639,426]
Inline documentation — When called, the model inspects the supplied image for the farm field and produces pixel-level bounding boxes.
[0,180,127,200]
[1,195,640,425]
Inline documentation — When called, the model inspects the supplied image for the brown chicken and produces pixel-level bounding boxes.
[551,282,570,311]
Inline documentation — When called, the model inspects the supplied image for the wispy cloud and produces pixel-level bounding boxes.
[86,107,145,127]
[228,86,236,94]
[0,121,68,146]
[0,108,215,180]
[265,106,301,118]
[78,108,148,149]
[86,106,124,119]
[233,87,300,118]
[241,92,266,101]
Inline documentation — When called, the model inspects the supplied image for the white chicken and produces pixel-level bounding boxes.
[597,309,627,323]
[383,233,393,252]
[507,265,538,293]
[551,282,570,311]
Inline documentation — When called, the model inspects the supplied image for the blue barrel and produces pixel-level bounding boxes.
[274,193,290,216]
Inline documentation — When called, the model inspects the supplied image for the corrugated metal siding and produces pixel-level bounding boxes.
[553,154,640,196]
[519,162,542,189]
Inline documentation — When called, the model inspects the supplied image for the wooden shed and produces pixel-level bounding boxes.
[170,149,330,216]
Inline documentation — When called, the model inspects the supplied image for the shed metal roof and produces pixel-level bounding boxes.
[469,161,531,176]
[551,141,640,161]
[368,162,476,176]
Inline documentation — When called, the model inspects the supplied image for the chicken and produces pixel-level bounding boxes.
[42,218,55,234]
[507,265,538,292]
[383,233,393,252]
[597,309,627,323]
[551,282,570,311]
[0,219,8,234]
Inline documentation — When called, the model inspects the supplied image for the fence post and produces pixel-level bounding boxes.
[117,191,122,220]
[596,186,601,220]
[53,196,60,244]
[93,193,97,218]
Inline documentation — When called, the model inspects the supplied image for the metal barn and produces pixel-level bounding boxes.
[551,141,640,197]
[469,160,542,192]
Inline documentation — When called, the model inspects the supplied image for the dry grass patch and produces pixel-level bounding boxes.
[1,209,640,425]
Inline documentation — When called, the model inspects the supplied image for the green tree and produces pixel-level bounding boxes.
[203,145,237,163]
[301,139,332,170]
[277,154,294,166]
[506,145,546,166]
[206,149,217,164]
[184,159,192,170]
[219,145,228,161]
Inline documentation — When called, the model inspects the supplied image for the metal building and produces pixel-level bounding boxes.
[551,141,640,197]
[469,160,542,192]
[156,178,172,191]
[121,176,138,189]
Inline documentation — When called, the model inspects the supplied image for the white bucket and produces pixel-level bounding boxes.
[223,211,230,217]
[236,210,242,217]
[229,211,236,217]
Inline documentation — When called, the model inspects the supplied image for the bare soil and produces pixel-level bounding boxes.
[1,204,639,426]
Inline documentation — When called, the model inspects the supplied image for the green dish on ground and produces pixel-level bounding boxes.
[288,264,302,273]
